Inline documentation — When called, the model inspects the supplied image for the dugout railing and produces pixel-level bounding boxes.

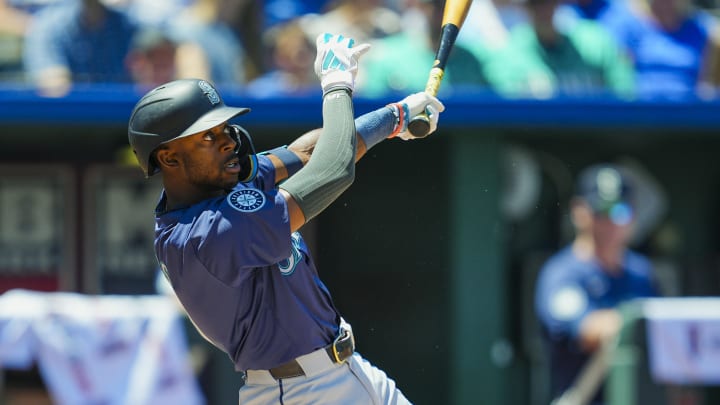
[608,298,720,405]
[555,298,720,405]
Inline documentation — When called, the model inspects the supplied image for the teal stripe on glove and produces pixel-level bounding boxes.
[314,33,370,95]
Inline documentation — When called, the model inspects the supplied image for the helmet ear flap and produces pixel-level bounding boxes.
[229,125,258,183]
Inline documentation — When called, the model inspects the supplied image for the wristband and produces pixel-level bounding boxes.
[386,103,408,138]
[355,106,396,150]
[263,146,303,177]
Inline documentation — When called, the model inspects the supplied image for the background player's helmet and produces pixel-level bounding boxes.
[128,78,250,177]
[576,163,635,225]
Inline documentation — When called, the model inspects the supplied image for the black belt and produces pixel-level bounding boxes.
[268,327,355,380]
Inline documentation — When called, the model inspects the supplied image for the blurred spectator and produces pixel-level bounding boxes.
[245,18,319,97]
[23,0,137,96]
[245,0,330,77]
[263,0,330,29]
[0,0,31,36]
[534,163,661,404]
[457,0,530,54]
[107,0,193,29]
[482,0,635,98]
[557,0,631,25]
[125,27,178,91]
[167,0,247,87]
[300,0,403,46]
[356,0,488,97]
[592,0,720,99]
[557,0,720,99]
[215,0,266,81]
[705,29,720,92]
[0,1,30,80]
[0,0,62,82]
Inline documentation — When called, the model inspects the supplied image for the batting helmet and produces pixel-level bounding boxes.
[128,79,250,177]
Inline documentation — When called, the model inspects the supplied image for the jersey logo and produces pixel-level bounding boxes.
[549,285,588,321]
[278,233,303,276]
[198,80,220,105]
[227,188,265,213]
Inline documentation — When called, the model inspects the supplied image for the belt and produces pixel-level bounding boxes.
[249,327,355,381]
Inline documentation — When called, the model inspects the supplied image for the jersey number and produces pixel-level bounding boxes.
[278,233,303,276]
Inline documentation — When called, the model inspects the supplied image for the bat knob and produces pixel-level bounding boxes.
[408,115,431,138]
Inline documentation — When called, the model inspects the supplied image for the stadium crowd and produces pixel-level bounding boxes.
[0,0,719,99]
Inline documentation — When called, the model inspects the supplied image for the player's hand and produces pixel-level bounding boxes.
[314,33,370,95]
[389,92,446,140]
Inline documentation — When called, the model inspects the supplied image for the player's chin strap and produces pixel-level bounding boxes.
[229,124,258,183]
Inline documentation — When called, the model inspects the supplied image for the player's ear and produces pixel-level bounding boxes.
[154,146,179,170]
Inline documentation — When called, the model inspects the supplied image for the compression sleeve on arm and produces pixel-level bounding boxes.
[279,89,356,221]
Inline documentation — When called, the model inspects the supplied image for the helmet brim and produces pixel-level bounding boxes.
[177,106,251,139]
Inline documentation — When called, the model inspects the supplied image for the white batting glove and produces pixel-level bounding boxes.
[314,33,371,95]
[387,92,446,140]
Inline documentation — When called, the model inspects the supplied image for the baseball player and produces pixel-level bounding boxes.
[127,33,444,404]
[534,164,660,404]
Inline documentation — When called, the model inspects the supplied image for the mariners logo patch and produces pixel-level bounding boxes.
[198,80,220,105]
[549,285,588,321]
[227,188,265,213]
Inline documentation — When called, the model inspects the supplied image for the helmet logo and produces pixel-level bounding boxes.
[198,80,220,105]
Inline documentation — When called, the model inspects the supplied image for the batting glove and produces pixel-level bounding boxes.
[387,92,446,140]
[314,33,371,95]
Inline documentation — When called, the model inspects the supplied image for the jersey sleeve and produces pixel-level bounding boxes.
[190,186,292,286]
[627,251,661,297]
[248,154,278,192]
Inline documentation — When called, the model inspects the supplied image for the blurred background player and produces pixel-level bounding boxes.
[534,163,661,404]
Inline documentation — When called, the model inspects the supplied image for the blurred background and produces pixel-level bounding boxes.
[1,0,720,404]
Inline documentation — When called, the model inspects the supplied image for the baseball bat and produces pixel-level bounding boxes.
[407,0,472,138]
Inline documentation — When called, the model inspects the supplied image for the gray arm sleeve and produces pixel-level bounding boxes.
[279,89,356,221]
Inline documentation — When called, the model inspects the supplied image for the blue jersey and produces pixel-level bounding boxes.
[534,245,658,401]
[602,6,713,99]
[23,0,136,83]
[154,155,341,371]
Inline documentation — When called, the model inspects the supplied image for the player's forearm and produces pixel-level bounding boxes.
[287,127,374,165]
[279,89,357,222]
[286,106,395,164]
[270,129,365,185]
[579,309,622,351]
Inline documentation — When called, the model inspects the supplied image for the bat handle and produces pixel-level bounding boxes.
[407,115,431,138]
[407,67,444,138]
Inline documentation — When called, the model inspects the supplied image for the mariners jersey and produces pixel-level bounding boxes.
[534,245,658,401]
[154,155,341,371]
